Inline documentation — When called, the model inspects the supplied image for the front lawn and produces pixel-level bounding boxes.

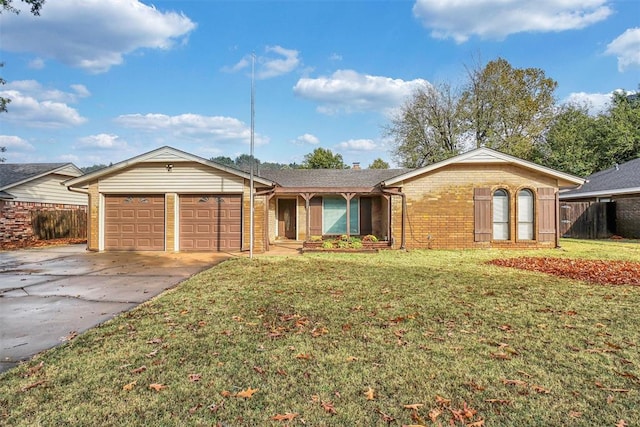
[1,240,639,426]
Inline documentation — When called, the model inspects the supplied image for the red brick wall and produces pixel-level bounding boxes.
[392,163,560,249]
[0,200,87,247]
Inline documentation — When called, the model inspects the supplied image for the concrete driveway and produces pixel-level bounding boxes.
[0,245,232,373]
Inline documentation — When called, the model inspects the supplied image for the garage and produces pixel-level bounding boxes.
[179,194,242,251]
[105,195,165,251]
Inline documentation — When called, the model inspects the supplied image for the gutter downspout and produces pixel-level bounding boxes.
[381,188,406,250]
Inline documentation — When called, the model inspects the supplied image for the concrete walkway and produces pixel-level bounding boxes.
[0,245,232,373]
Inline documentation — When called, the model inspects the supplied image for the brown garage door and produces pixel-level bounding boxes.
[180,194,241,251]
[105,195,165,251]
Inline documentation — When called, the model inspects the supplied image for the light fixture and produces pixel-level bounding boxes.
[166,163,173,172]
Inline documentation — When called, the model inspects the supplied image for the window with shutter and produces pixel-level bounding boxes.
[517,189,534,240]
[493,189,510,240]
[474,188,491,242]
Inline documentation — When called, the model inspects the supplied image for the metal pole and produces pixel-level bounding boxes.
[249,53,255,259]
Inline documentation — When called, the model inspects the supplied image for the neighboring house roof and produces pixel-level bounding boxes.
[0,163,82,199]
[382,147,585,187]
[259,168,410,190]
[559,157,640,199]
[65,146,274,188]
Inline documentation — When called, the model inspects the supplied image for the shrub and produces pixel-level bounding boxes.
[321,240,335,249]
[362,234,378,242]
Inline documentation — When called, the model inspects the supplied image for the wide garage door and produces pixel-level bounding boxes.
[180,194,241,251]
[105,195,165,251]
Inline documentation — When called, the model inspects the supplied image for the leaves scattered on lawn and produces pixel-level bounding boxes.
[488,257,640,285]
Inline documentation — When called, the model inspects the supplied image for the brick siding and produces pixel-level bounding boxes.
[394,163,560,249]
[0,200,87,247]
[616,196,640,238]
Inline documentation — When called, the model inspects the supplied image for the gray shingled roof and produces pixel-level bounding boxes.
[0,163,70,189]
[257,168,411,188]
[561,157,640,197]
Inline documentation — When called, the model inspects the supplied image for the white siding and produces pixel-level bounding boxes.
[9,174,88,205]
[98,162,244,193]
[142,151,191,163]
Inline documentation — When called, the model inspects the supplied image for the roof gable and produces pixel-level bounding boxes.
[382,148,584,187]
[65,146,274,187]
[0,163,82,191]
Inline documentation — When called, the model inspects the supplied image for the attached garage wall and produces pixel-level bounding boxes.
[105,195,165,251]
[179,194,241,251]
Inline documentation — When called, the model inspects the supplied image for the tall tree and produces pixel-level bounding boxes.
[534,103,598,177]
[385,82,463,167]
[302,147,348,169]
[1,0,46,161]
[461,58,557,159]
[210,156,236,167]
[596,90,640,170]
[368,158,389,169]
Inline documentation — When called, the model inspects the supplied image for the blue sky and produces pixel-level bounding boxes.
[1,0,638,168]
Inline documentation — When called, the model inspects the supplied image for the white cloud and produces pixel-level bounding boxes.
[115,113,269,145]
[292,133,320,145]
[77,133,128,150]
[335,139,379,152]
[563,91,612,114]
[412,0,612,43]
[223,45,301,79]
[28,58,45,69]
[606,27,640,72]
[0,135,36,151]
[0,82,87,128]
[293,69,427,115]
[0,0,196,73]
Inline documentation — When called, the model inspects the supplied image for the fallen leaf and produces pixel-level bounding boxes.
[271,412,298,421]
[595,382,631,392]
[310,394,320,403]
[322,400,337,414]
[404,403,424,410]
[502,379,527,387]
[131,365,147,374]
[467,420,485,427]
[220,390,233,397]
[209,401,224,413]
[236,387,258,399]
[428,408,442,422]
[21,380,45,392]
[435,395,451,406]
[122,381,137,391]
[346,356,359,362]
[607,395,615,404]
[616,420,628,427]
[531,385,551,394]
[149,383,166,391]
[276,369,287,376]
[147,338,163,344]
[295,353,312,360]
[364,387,375,400]
[25,361,44,377]
[188,373,202,382]
[569,411,582,418]
[377,409,395,422]
[188,403,202,414]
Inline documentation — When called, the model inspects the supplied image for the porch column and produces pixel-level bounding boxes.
[341,193,356,238]
[300,193,316,240]
[265,193,275,251]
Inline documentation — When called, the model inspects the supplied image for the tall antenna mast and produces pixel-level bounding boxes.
[249,52,255,259]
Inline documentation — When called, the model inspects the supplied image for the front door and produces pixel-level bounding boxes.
[278,199,297,239]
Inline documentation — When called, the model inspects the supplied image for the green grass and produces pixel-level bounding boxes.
[1,240,639,426]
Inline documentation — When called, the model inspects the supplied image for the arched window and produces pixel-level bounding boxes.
[493,189,510,240]
[517,189,534,240]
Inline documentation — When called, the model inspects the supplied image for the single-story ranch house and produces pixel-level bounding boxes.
[64,146,584,252]
[1,163,87,246]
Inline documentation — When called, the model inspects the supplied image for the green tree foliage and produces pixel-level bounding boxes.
[81,164,111,174]
[386,82,463,167]
[533,103,598,177]
[461,57,557,159]
[210,156,235,167]
[368,158,390,169]
[596,90,640,171]
[302,147,348,169]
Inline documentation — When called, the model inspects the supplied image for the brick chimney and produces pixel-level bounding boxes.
[352,162,361,170]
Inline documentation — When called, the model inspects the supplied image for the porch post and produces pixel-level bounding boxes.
[301,193,315,241]
[341,193,356,237]
[266,193,275,251]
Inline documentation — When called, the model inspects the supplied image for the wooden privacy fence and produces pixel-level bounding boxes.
[559,201,615,239]
[31,209,87,240]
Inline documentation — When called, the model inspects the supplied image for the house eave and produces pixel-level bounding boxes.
[272,186,380,195]
[1,163,82,192]
[559,187,640,200]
